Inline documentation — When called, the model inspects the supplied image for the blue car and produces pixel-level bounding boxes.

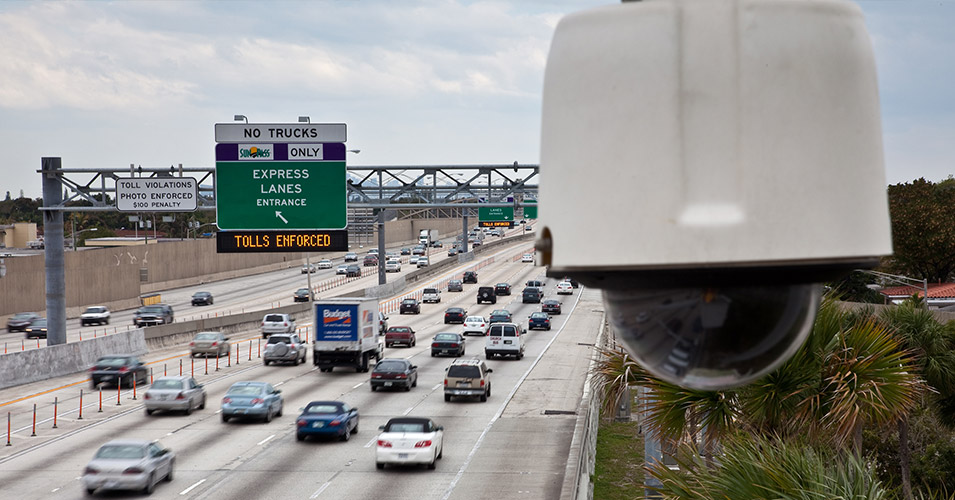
[528,312,552,331]
[221,381,283,423]
[296,401,359,442]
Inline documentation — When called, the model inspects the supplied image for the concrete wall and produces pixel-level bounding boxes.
[0,217,468,323]
[0,329,147,390]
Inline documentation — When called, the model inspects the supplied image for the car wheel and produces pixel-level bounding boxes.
[264,360,270,366]
[444,394,451,402]
[411,339,416,347]
[143,473,155,494]
[438,445,443,459]
[145,408,154,416]
[86,487,96,496]
[376,462,384,470]
[352,420,358,434]
[405,383,411,392]
[340,426,350,442]
[276,405,283,417]
[428,459,436,470]
[431,352,435,357]
[412,377,417,388]
[264,407,273,423]
[222,414,230,423]
[371,385,376,392]
[164,461,174,482]
[297,433,305,442]
[185,404,193,416]
[480,393,487,402]
[199,396,205,410]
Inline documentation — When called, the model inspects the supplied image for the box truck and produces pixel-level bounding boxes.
[312,298,384,373]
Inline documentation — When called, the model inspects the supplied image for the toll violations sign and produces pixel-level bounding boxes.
[216,230,348,253]
[116,178,198,212]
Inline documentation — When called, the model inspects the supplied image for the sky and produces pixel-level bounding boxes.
[0,0,952,200]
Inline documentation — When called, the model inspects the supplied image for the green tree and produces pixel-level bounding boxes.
[886,178,955,282]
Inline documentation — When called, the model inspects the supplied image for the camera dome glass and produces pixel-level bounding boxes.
[603,284,820,390]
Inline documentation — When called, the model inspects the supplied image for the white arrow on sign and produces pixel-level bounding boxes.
[275,211,289,224]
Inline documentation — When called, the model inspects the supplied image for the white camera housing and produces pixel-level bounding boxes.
[537,0,892,390]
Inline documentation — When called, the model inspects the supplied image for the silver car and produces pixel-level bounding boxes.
[263,333,307,365]
[144,376,206,416]
[221,381,283,423]
[82,439,174,495]
[189,331,230,358]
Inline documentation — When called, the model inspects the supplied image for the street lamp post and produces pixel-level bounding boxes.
[71,225,97,251]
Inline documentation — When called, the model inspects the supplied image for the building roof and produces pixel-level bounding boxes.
[879,283,955,299]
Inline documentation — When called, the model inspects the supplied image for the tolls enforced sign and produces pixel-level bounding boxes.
[116,177,198,212]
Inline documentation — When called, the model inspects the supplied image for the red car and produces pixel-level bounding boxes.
[385,326,416,348]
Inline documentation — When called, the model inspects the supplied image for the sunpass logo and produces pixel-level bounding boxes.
[239,146,271,158]
[323,308,353,326]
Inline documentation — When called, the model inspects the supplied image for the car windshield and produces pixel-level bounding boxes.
[388,327,410,333]
[264,315,285,322]
[466,317,484,323]
[447,309,463,314]
[97,357,130,367]
[435,334,458,341]
[140,306,163,313]
[447,365,481,378]
[30,319,47,327]
[195,333,218,340]
[95,444,146,459]
[267,336,292,344]
[402,300,416,305]
[375,361,408,372]
[305,404,342,414]
[84,307,106,314]
[385,422,427,433]
[296,288,308,293]
[12,313,36,320]
[531,313,548,319]
[501,326,517,337]
[193,292,209,297]
[227,385,263,396]
[496,283,508,287]
[151,379,183,390]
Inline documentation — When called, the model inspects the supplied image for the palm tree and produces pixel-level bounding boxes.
[877,302,955,500]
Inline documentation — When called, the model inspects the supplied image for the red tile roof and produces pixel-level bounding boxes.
[880,283,955,299]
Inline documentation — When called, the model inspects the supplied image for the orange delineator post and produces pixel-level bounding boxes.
[78,390,84,420]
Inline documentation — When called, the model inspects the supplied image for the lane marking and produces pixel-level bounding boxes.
[179,478,206,495]
[309,482,331,499]
[257,434,275,446]
[432,384,442,391]
[352,382,364,389]
[403,406,414,416]
[363,437,377,448]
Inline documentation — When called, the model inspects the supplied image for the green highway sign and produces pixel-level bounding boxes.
[479,206,514,222]
[215,141,347,230]
[523,200,537,219]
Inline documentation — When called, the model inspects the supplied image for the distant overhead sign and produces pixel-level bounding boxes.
[479,206,514,222]
[116,177,198,212]
[214,123,346,143]
[523,200,537,219]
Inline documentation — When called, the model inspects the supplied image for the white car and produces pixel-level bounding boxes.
[80,306,111,326]
[302,264,317,274]
[463,316,490,336]
[417,257,430,268]
[376,417,444,470]
[556,281,574,295]
[336,264,349,275]
[385,261,401,273]
[82,439,174,495]
[261,313,296,338]
[521,253,534,263]
[316,259,333,269]
[409,255,420,265]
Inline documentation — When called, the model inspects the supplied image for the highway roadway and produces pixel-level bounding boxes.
[0,231,601,500]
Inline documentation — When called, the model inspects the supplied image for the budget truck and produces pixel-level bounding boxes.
[313,298,384,373]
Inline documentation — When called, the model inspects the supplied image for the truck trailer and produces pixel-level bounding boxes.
[312,298,384,373]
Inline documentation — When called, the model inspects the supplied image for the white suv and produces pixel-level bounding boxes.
[263,333,307,365]
[422,287,441,303]
[261,313,296,339]
[80,306,111,326]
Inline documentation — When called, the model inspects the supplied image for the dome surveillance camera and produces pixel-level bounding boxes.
[537,0,892,390]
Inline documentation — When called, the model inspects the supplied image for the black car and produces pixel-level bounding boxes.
[489,309,512,323]
[7,312,40,332]
[370,359,418,392]
[494,283,511,296]
[522,287,543,304]
[528,312,552,331]
[541,300,562,315]
[400,298,421,315]
[400,247,411,255]
[346,264,362,277]
[191,291,214,306]
[463,271,478,284]
[24,318,48,339]
[448,279,463,292]
[90,355,149,389]
[134,304,174,327]
[294,288,311,302]
[477,286,497,304]
[432,240,443,248]
[431,333,465,357]
[444,307,467,324]
[448,247,458,257]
